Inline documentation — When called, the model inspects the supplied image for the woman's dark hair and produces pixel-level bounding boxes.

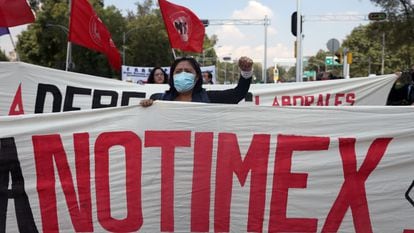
[147,67,168,84]
[167,57,203,94]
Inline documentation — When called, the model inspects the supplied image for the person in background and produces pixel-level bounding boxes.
[387,69,414,105]
[202,71,214,84]
[147,67,168,84]
[140,56,253,106]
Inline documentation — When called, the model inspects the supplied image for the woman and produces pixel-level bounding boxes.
[146,67,168,84]
[140,56,253,106]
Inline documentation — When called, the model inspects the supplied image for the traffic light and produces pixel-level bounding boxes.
[347,52,353,64]
[291,11,303,37]
[334,51,342,64]
[201,19,209,27]
[368,12,387,21]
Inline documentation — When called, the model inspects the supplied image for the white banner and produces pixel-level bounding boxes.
[121,65,216,83]
[0,103,414,232]
[0,62,397,116]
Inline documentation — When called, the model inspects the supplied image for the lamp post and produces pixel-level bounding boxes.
[222,54,232,84]
[45,23,72,71]
[381,32,385,75]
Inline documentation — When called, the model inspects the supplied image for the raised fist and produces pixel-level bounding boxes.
[238,56,253,72]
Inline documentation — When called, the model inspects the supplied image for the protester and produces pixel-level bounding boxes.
[140,56,253,106]
[202,71,214,84]
[387,69,414,105]
[146,67,168,84]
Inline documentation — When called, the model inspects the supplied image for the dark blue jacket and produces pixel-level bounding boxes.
[150,75,252,104]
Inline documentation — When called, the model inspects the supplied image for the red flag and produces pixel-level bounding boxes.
[158,0,205,53]
[0,0,35,27]
[68,0,121,70]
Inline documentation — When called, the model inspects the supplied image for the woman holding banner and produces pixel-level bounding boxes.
[140,56,253,106]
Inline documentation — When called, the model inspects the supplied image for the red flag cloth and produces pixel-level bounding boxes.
[0,0,35,27]
[158,0,205,53]
[68,0,121,70]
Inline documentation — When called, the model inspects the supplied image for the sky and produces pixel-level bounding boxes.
[1,0,382,66]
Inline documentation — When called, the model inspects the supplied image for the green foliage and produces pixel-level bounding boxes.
[276,65,287,81]
[16,0,125,77]
[342,21,413,77]
[304,50,342,77]
[0,49,8,61]
[302,1,414,78]
[124,10,172,67]
[14,0,217,78]
[306,50,328,74]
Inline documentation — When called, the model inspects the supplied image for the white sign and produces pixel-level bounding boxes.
[0,62,398,116]
[0,103,414,232]
[121,65,216,84]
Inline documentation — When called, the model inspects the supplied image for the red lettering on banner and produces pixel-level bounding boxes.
[255,95,260,105]
[268,134,330,232]
[321,137,392,233]
[33,133,93,233]
[334,93,345,105]
[325,93,331,105]
[95,131,143,232]
[8,84,25,115]
[281,96,292,106]
[316,94,325,105]
[145,131,191,232]
[262,93,356,106]
[304,96,314,105]
[191,132,213,232]
[272,97,280,106]
[293,96,303,106]
[214,133,270,232]
[346,93,356,105]
[30,130,396,232]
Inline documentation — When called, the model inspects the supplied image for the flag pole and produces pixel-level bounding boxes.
[8,31,20,61]
[66,43,72,71]
[66,0,73,71]
[171,48,177,59]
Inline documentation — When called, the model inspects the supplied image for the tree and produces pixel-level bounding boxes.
[276,65,287,82]
[305,50,327,74]
[0,49,8,61]
[16,0,216,78]
[342,22,413,77]
[286,66,296,82]
[369,0,414,66]
[124,10,173,67]
[16,0,126,78]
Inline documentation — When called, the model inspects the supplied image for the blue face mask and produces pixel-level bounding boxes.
[173,72,196,93]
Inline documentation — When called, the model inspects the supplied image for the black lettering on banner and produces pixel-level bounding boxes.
[34,83,62,114]
[92,90,118,109]
[63,86,92,112]
[0,138,38,233]
[406,180,414,207]
[121,92,146,106]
